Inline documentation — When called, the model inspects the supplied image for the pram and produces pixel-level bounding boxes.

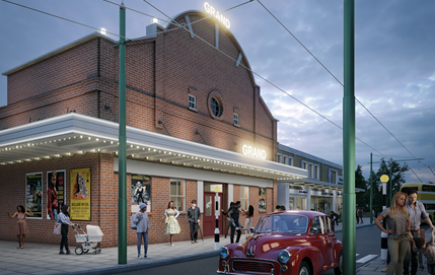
[73,225,104,255]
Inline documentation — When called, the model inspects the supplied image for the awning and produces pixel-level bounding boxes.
[282,178,365,192]
[0,113,308,180]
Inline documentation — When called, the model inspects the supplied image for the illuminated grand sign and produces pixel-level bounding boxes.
[242,145,266,160]
[203,2,231,29]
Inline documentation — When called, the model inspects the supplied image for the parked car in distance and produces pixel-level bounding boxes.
[217,210,343,275]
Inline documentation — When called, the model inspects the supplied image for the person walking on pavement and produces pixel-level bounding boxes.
[164,201,181,246]
[414,227,435,274]
[187,200,201,244]
[404,189,435,275]
[228,201,242,243]
[242,205,254,239]
[134,203,149,259]
[358,207,364,224]
[58,204,77,255]
[8,205,33,249]
[222,202,235,238]
[375,192,412,275]
[330,211,341,225]
[356,206,360,224]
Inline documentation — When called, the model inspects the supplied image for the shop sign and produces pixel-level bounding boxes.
[26,172,43,219]
[70,168,91,221]
[321,191,334,196]
[47,170,65,220]
[203,2,231,28]
[242,144,266,159]
[299,191,308,194]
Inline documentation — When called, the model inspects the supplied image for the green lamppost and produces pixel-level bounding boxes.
[117,3,127,265]
[343,0,356,273]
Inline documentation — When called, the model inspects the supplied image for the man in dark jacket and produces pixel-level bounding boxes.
[228,201,242,243]
[187,200,201,244]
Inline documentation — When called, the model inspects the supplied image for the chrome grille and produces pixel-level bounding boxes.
[233,260,275,274]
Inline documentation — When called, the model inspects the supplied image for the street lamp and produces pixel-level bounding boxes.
[214,186,220,250]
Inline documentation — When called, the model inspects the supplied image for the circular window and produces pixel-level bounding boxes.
[210,97,222,117]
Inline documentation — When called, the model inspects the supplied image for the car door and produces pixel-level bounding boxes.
[308,216,331,270]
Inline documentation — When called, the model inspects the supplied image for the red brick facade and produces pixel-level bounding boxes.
[0,11,278,247]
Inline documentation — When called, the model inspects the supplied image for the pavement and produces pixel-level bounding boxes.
[0,217,382,275]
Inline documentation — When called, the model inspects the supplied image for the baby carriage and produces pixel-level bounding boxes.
[73,225,104,255]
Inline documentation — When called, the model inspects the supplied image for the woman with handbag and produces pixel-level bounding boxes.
[164,201,181,246]
[58,204,76,255]
[8,205,33,249]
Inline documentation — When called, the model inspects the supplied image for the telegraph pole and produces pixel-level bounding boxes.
[117,2,127,265]
[343,0,356,273]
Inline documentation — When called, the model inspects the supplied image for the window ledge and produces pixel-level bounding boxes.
[188,107,198,112]
[233,123,240,127]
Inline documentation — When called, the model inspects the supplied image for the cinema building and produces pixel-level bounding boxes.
[0,10,308,247]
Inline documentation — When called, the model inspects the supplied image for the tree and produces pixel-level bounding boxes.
[355,165,368,209]
[374,158,409,207]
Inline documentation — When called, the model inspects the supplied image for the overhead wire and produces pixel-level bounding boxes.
[1,0,130,40]
[256,0,432,181]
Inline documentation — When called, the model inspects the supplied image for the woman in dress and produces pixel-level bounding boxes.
[58,204,77,255]
[134,182,146,204]
[242,205,254,239]
[8,205,33,249]
[375,192,412,275]
[164,201,181,246]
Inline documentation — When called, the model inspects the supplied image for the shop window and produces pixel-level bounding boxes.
[283,156,287,165]
[314,165,320,180]
[258,187,266,211]
[233,113,239,126]
[170,180,185,211]
[240,186,249,210]
[188,94,196,110]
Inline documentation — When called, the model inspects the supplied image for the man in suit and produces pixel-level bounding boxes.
[228,201,242,244]
[187,200,201,244]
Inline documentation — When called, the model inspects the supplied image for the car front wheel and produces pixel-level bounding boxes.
[334,251,343,275]
[298,261,311,275]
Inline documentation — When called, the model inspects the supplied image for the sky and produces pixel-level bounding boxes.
[0,0,434,184]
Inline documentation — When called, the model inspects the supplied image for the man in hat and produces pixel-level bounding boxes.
[134,203,150,259]
[187,200,201,244]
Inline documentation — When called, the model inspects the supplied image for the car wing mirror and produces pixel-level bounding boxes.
[250,227,256,234]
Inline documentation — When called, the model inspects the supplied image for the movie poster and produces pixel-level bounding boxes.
[46,170,65,220]
[131,174,151,212]
[70,168,91,221]
[26,172,43,219]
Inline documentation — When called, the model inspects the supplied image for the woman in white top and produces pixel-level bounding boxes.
[164,201,181,246]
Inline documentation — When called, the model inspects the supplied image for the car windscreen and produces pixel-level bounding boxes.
[255,215,308,234]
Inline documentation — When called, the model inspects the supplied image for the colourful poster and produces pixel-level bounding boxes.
[47,170,65,220]
[26,173,43,218]
[70,168,91,221]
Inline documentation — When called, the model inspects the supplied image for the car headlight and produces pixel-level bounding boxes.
[278,250,291,263]
[219,247,229,259]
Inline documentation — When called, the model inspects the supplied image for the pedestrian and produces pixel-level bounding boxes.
[358,207,364,224]
[275,205,281,212]
[134,203,149,259]
[228,201,242,244]
[187,200,201,244]
[375,192,412,275]
[7,205,33,249]
[58,204,76,255]
[222,202,235,238]
[356,206,360,224]
[164,201,181,246]
[242,205,254,239]
[404,189,435,275]
[330,211,341,225]
[280,205,286,211]
[414,227,435,274]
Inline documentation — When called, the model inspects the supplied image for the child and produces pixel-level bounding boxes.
[414,227,435,274]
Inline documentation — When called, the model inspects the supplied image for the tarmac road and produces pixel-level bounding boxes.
[119,224,387,275]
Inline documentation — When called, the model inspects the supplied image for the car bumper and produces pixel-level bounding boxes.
[217,258,283,275]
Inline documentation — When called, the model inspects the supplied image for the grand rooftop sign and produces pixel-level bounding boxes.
[242,145,266,160]
[203,2,231,29]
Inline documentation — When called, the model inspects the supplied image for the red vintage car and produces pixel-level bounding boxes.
[217,211,343,275]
